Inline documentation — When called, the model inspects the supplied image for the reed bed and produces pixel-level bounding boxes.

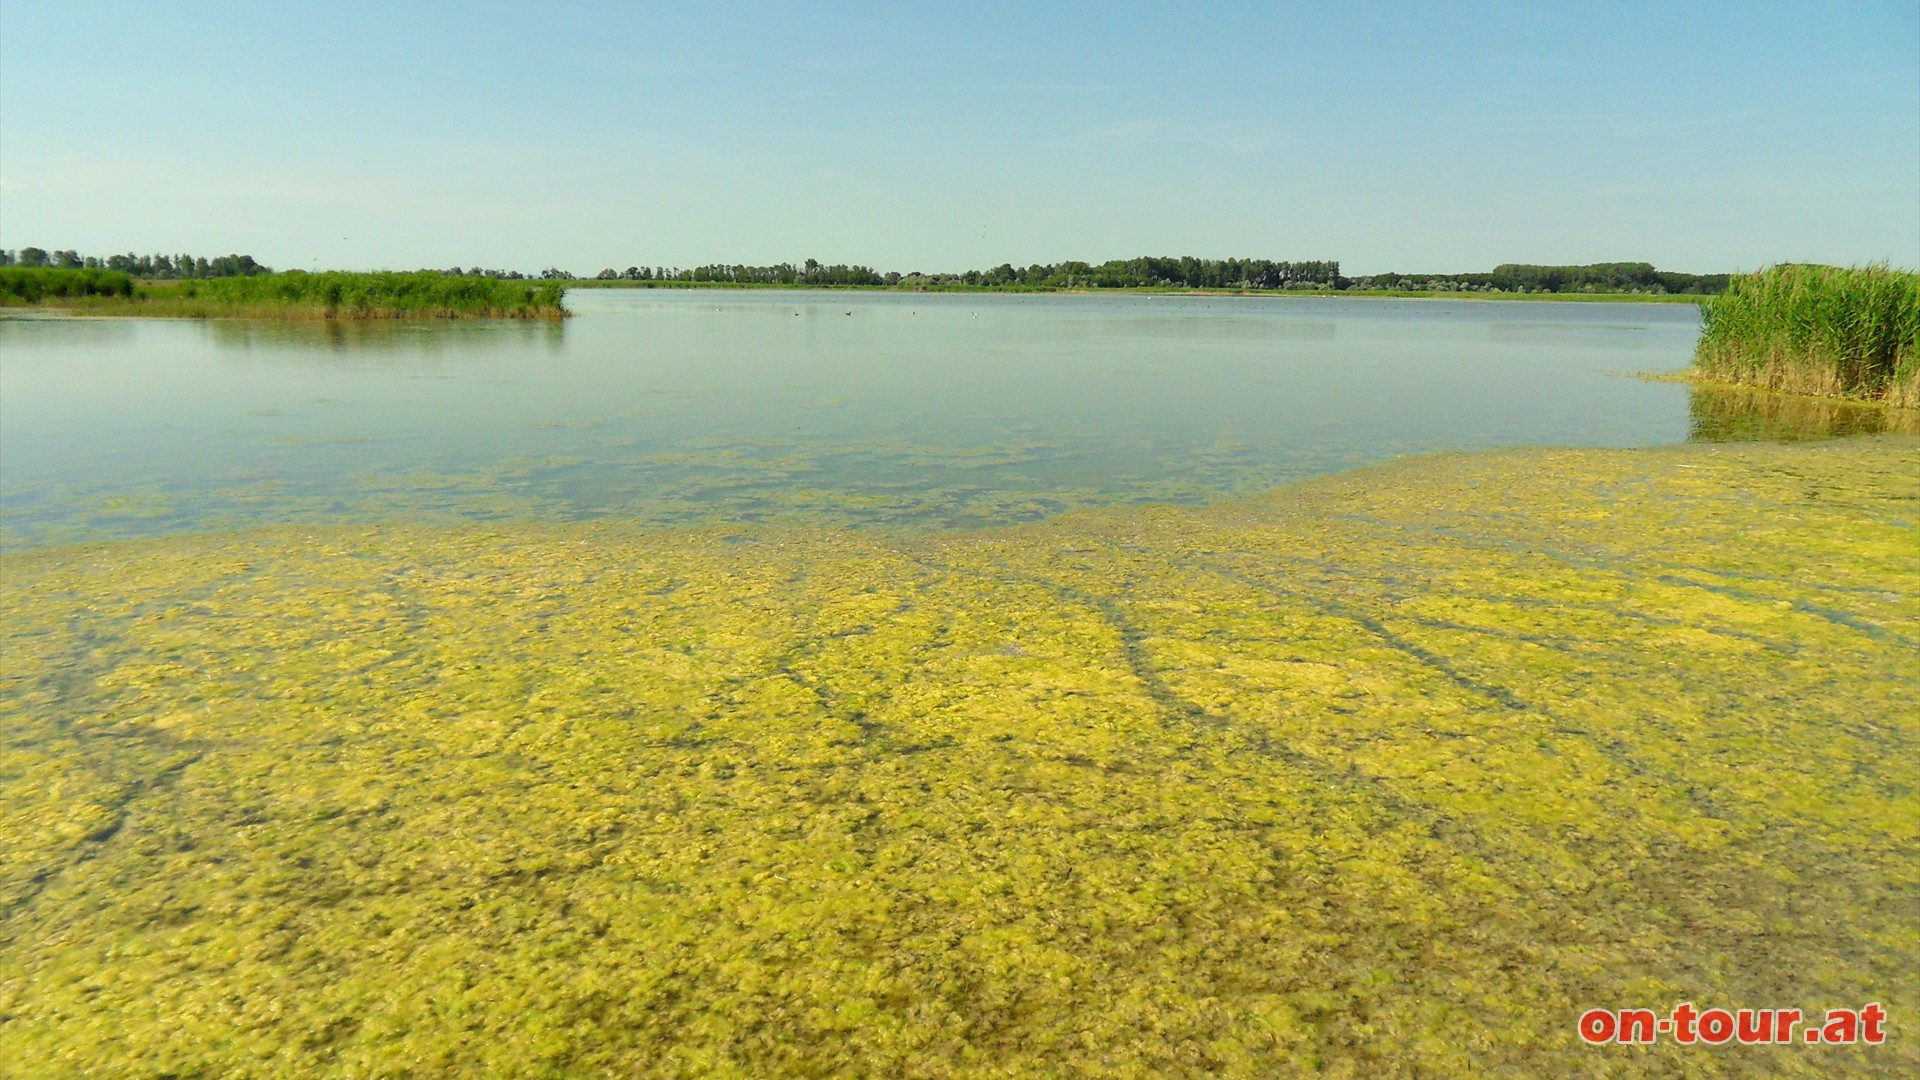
[156,271,568,319]
[1694,263,1920,407]
[3,270,566,319]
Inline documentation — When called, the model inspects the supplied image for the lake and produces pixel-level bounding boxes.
[1,290,1708,547]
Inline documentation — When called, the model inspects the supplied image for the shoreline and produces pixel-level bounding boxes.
[561,279,1708,303]
[1641,370,1920,411]
[0,300,569,321]
[2,283,1707,319]
[6,430,1912,555]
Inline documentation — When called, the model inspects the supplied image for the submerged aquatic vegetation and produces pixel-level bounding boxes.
[2,439,1917,1076]
[1694,263,1920,407]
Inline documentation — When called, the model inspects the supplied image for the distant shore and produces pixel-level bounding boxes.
[1,254,1731,310]
[561,278,1708,303]
[0,275,1712,318]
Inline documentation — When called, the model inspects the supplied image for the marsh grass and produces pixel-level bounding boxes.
[1695,263,1920,407]
[3,270,567,319]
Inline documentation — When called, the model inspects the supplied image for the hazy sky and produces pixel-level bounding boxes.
[2,2,1915,275]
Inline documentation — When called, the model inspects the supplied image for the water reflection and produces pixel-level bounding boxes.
[204,317,566,360]
[1688,383,1919,442]
[3,292,1708,549]
[0,314,141,344]
[1487,321,1662,347]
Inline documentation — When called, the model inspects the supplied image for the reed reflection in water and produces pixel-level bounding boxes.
[1688,382,1920,442]
[204,316,568,359]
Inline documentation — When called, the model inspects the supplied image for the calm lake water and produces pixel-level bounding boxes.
[1,290,1710,548]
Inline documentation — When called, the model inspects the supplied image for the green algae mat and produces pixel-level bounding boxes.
[3,438,1917,1078]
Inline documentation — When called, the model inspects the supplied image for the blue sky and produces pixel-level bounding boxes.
[2,2,1914,274]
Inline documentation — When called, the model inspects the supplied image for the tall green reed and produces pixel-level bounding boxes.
[173,271,568,318]
[1694,263,1919,407]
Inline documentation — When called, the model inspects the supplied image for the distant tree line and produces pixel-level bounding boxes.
[585,256,1339,291]
[436,266,599,281]
[439,266,537,280]
[0,247,271,279]
[1346,262,1728,295]
[1,247,1731,295]
[577,257,1723,294]
[588,258,891,286]
[990,257,1342,290]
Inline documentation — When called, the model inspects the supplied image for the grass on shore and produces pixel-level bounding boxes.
[2,269,567,320]
[1695,263,1919,407]
[3,438,1916,1077]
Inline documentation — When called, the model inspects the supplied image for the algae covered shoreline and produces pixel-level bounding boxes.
[3,437,1917,1076]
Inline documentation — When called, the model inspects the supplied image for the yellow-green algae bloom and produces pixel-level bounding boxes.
[2,438,1917,1077]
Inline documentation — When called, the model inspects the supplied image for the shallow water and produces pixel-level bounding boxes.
[1,291,1707,546]
[4,440,1915,1075]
